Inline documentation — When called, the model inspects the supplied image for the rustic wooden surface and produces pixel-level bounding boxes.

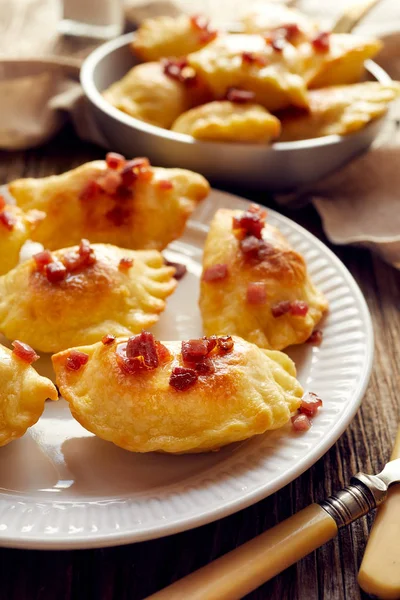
[0,1,400,599]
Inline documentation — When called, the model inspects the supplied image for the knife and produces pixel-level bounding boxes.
[146,458,400,600]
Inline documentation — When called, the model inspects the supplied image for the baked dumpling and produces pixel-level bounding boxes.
[8,155,209,251]
[299,33,382,88]
[171,101,281,143]
[0,342,57,447]
[199,206,328,350]
[0,242,176,353]
[241,4,319,44]
[103,62,209,129]
[132,14,218,62]
[0,201,44,275]
[279,82,400,141]
[187,34,309,112]
[52,332,304,453]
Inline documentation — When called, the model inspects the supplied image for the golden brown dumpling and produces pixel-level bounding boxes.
[171,101,281,143]
[52,333,304,454]
[0,203,44,275]
[103,62,209,129]
[187,34,309,112]
[8,156,209,251]
[299,34,382,88]
[0,243,176,353]
[279,82,400,141]
[199,207,328,350]
[241,4,319,43]
[0,342,57,447]
[132,14,218,62]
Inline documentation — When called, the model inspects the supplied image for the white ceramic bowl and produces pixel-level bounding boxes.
[81,32,392,191]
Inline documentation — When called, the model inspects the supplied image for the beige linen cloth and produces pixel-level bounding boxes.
[1,0,400,267]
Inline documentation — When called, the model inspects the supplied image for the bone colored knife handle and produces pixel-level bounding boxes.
[146,504,337,600]
[358,429,400,599]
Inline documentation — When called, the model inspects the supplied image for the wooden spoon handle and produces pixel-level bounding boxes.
[146,504,337,600]
[332,0,381,33]
[358,429,400,599]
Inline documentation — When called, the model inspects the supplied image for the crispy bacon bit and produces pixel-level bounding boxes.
[300,392,322,417]
[119,257,134,271]
[271,300,291,318]
[181,339,209,363]
[217,335,234,352]
[97,170,122,195]
[102,334,116,345]
[240,235,261,257]
[66,350,89,371]
[195,359,215,375]
[0,195,5,210]
[292,413,311,432]
[165,259,187,280]
[120,161,138,187]
[78,239,96,264]
[241,52,268,67]
[33,250,53,271]
[0,209,16,231]
[312,31,330,52]
[233,209,265,239]
[307,329,323,345]
[63,239,96,272]
[190,15,217,44]
[45,261,67,283]
[247,282,267,305]
[226,87,256,103]
[169,366,198,391]
[79,179,100,201]
[106,152,126,170]
[290,300,309,316]
[279,23,301,42]
[126,331,159,369]
[203,335,217,353]
[12,340,39,364]
[157,179,174,190]
[155,341,171,364]
[162,58,197,85]
[202,263,228,282]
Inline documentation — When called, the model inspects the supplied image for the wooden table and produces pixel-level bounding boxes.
[0,1,400,599]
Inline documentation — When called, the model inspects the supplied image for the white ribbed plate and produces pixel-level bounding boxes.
[0,189,373,549]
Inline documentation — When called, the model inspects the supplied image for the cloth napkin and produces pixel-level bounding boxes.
[1,0,400,268]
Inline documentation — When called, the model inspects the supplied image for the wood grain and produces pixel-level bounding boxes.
[0,1,400,599]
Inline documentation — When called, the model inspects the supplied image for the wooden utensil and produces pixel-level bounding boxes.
[145,459,400,600]
[332,0,382,34]
[358,429,400,599]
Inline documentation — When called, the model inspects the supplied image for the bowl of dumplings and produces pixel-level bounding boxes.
[81,5,400,190]
[0,155,328,453]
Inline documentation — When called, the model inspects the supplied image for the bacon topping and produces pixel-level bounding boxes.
[300,392,322,417]
[307,329,323,345]
[102,334,116,345]
[226,87,255,103]
[190,15,217,44]
[79,179,100,202]
[0,209,16,231]
[271,300,291,318]
[63,239,96,272]
[162,58,197,85]
[126,331,159,369]
[169,366,198,391]
[12,340,39,364]
[164,259,187,280]
[233,206,266,239]
[106,152,125,170]
[157,179,174,190]
[203,335,217,353]
[181,339,209,363]
[66,350,89,371]
[292,413,311,432]
[241,52,268,67]
[202,263,228,282]
[217,335,234,352]
[290,300,309,316]
[33,250,53,271]
[119,257,134,271]
[312,31,330,52]
[195,359,215,375]
[247,282,267,305]
[106,205,130,226]
[97,170,122,195]
[45,261,67,283]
